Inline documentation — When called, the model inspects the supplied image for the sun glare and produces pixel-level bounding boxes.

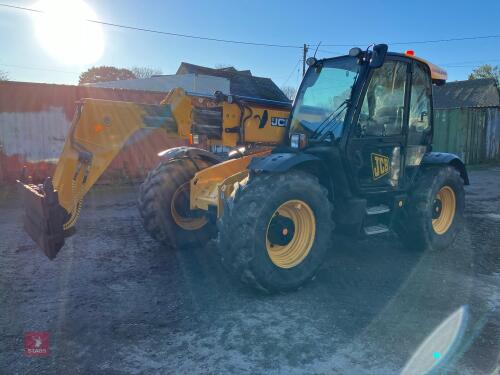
[33,0,104,65]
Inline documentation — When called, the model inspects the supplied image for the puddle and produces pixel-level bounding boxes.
[485,213,500,221]
[470,213,500,221]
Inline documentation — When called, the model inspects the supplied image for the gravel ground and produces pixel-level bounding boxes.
[0,166,498,374]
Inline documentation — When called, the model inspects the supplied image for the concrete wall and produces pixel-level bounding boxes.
[87,73,230,95]
[0,81,186,184]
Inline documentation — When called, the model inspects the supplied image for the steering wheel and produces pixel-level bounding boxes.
[358,114,385,137]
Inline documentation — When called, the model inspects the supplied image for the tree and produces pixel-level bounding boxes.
[214,64,232,69]
[468,64,500,84]
[0,70,8,81]
[130,66,162,79]
[78,66,136,85]
[281,85,297,100]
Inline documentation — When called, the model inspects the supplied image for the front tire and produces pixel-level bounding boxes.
[396,166,465,252]
[218,171,334,293]
[138,157,216,249]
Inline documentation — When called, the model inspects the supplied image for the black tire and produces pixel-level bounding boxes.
[138,157,216,249]
[396,166,465,252]
[217,171,334,293]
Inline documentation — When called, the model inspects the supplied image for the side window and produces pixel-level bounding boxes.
[408,62,432,145]
[357,60,408,137]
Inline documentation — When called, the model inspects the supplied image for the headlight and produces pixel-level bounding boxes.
[290,133,308,149]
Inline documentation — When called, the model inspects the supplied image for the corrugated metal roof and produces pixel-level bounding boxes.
[177,62,289,101]
[0,81,167,120]
[433,78,500,109]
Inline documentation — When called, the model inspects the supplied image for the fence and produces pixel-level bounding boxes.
[433,107,500,164]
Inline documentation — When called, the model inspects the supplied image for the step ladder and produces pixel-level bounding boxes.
[363,204,390,235]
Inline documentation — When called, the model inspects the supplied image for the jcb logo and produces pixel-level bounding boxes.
[371,153,390,180]
[271,117,288,127]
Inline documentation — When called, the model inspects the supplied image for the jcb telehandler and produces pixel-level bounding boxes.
[20,44,468,292]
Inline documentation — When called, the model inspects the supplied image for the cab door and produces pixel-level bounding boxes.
[404,60,433,184]
[346,58,410,192]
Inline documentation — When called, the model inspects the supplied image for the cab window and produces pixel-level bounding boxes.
[408,62,432,145]
[289,57,359,138]
[357,60,408,137]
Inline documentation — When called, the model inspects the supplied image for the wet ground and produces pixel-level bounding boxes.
[0,166,498,374]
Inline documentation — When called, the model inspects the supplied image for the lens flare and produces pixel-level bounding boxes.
[401,305,468,374]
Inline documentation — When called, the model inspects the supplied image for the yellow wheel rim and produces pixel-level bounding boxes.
[171,182,208,231]
[266,200,316,269]
[432,186,456,235]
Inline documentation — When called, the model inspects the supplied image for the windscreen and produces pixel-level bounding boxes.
[290,57,360,139]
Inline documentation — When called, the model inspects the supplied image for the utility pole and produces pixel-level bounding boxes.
[302,44,309,77]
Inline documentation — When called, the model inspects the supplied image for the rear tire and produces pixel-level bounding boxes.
[138,157,216,249]
[217,171,334,293]
[396,166,465,252]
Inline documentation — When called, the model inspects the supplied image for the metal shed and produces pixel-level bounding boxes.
[433,78,500,164]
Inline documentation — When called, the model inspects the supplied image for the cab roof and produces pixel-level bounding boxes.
[322,49,448,84]
[391,52,448,84]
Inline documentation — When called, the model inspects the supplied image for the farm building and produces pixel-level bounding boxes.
[433,78,500,164]
[88,62,289,102]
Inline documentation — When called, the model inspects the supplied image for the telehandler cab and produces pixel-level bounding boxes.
[20,44,468,293]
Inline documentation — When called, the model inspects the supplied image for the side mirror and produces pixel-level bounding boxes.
[306,57,317,66]
[349,47,363,57]
[369,44,388,68]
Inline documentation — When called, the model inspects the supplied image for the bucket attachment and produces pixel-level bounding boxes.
[18,177,70,259]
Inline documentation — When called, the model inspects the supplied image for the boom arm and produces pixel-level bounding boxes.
[19,87,291,259]
[53,99,179,214]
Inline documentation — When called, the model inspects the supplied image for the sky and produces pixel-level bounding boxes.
[0,0,499,89]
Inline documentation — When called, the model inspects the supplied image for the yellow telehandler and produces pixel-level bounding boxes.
[20,45,469,293]
[19,87,291,258]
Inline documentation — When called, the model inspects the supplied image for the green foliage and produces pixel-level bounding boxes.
[130,66,163,79]
[214,64,232,69]
[0,70,9,81]
[78,66,136,85]
[468,64,500,84]
[281,85,297,100]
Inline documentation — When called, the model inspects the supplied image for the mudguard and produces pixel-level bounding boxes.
[248,152,322,173]
[422,152,469,185]
[157,146,224,165]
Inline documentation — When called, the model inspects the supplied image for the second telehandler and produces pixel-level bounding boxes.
[19,86,291,258]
